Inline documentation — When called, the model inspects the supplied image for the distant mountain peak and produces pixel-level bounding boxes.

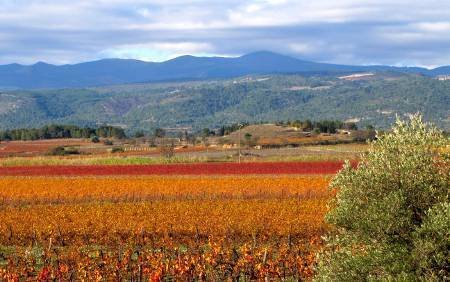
[165,55,199,63]
[33,61,53,67]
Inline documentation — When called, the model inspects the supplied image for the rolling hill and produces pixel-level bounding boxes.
[0,73,448,132]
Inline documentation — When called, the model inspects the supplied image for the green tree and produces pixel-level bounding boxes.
[244,133,256,148]
[315,114,449,281]
[218,126,225,136]
[154,128,166,138]
[91,135,100,143]
[134,130,145,138]
[202,128,212,137]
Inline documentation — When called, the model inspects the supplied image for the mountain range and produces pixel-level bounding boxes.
[1,51,449,89]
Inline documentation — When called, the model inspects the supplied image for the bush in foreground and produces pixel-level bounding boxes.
[315,114,449,280]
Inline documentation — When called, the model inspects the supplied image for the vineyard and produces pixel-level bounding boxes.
[0,161,349,176]
[0,162,337,280]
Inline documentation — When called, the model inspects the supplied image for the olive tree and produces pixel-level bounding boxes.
[315,114,449,281]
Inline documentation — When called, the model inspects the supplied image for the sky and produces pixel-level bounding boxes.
[1,0,450,67]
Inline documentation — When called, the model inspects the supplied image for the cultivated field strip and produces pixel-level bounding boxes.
[0,199,328,246]
[0,161,349,176]
[0,175,330,205]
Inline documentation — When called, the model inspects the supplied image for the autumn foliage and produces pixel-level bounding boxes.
[0,161,347,176]
[0,167,332,280]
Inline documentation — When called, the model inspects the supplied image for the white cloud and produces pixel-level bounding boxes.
[415,22,450,32]
[100,42,214,62]
[0,0,450,66]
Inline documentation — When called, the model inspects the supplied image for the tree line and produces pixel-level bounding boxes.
[132,119,363,140]
[0,119,363,142]
[200,120,360,138]
[0,125,126,141]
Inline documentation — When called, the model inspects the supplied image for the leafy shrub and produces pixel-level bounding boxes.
[110,147,124,153]
[412,202,449,279]
[47,146,66,156]
[315,114,449,281]
[47,146,80,156]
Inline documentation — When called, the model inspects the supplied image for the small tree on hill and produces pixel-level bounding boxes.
[244,133,252,148]
[315,114,449,281]
[90,135,100,143]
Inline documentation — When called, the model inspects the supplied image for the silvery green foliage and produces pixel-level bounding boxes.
[412,202,449,280]
[315,114,449,281]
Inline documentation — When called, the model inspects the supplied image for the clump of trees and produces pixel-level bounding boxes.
[315,114,449,280]
[0,125,126,141]
[279,119,358,133]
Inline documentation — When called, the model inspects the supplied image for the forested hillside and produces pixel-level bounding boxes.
[0,73,448,132]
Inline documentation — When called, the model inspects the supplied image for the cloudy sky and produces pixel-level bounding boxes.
[1,0,450,67]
